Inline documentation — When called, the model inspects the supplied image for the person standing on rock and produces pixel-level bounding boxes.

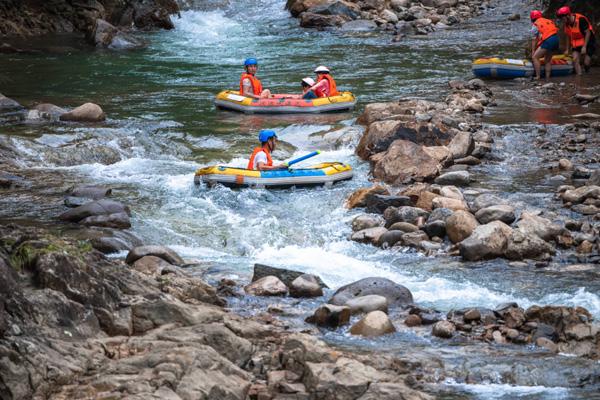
[307,66,340,97]
[557,6,596,75]
[530,10,559,80]
[247,130,287,171]
[240,58,272,99]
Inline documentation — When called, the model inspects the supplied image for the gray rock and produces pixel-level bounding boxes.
[384,206,429,227]
[329,277,413,307]
[400,230,429,247]
[59,199,130,222]
[289,274,323,298]
[434,171,470,186]
[470,193,506,213]
[447,131,474,159]
[377,230,404,248]
[244,276,288,296]
[64,196,90,208]
[446,210,479,243]
[344,295,388,315]
[475,204,516,225]
[516,212,562,242]
[366,194,412,214]
[308,0,360,19]
[351,227,388,245]
[459,221,513,261]
[126,245,185,265]
[305,304,350,328]
[252,264,328,288]
[350,311,396,337]
[427,207,454,223]
[504,228,556,260]
[352,214,384,231]
[388,221,419,232]
[432,321,455,338]
[340,19,378,31]
[422,220,446,238]
[80,212,131,229]
[0,93,22,111]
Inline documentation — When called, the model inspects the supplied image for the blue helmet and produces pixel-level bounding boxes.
[258,129,277,143]
[244,58,258,66]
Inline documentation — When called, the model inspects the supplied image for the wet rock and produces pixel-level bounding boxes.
[71,185,111,200]
[347,185,390,208]
[536,337,558,352]
[80,212,131,229]
[504,228,555,260]
[345,295,388,315]
[300,12,349,28]
[463,308,480,322]
[371,140,442,184]
[439,186,464,201]
[329,277,413,307]
[352,214,384,231]
[516,212,562,242]
[64,196,93,208]
[404,314,422,327]
[473,130,493,143]
[422,220,446,238]
[384,206,429,226]
[558,158,573,171]
[29,103,67,121]
[470,193,506,213]
[305,304,350,327]
[351,227,388,245]
[350,311,396,337]
[59,102,106,122]
[252,264,328,288]
[131,255,174,277]
[447,131,474,159]
[366,194,412,214]
[427,207,454,223]
[59,199,130,223]
[286,0,331,17]
[125,245,185,265]
[475,204,516,225]
[341,19,378,31]
[388,221,419,232]
[401,230,429,247]
[434,171,470,186]
[446,210,479,243]
[244,276,288,296]
[459,221,513,261]
[356,102,407,126]
[432,321,455,338]
[432,196,468,211]
[307,0,360,19]
[289,274,323,298]
[453,155,480,165]
[87,19,146,50]
[377,230,405,248]
[561,185,599,204]
[577,240,593,254]
[0,93,22,111]
[131,0,178,30]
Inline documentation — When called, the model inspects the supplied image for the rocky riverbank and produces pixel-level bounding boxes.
[285,0,492,38]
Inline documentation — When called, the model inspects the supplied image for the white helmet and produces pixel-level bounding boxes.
[301,77,315,86]
[314,65,330,73]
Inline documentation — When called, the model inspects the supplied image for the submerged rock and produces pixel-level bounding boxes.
[59,199,130,223]
[329,277,413,307]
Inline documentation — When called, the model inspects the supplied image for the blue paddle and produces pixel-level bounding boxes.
[284,151,321,168]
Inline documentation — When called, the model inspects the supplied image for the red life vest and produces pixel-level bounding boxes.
[239,73,263,96]
[315,74,340,97]
[247,147,272,170]
[565,13,595,48]
[534,17,559,48]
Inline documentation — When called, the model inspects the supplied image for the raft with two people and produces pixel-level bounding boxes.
[472,54,574,79]
[194,151,353,189]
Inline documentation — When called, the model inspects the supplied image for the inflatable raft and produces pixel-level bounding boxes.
[214,91,356,114]
[194,162,353,189]
[472,55,573,79]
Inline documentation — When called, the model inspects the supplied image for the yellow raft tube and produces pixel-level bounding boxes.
[214,91,356,114]
[194,162,353,189]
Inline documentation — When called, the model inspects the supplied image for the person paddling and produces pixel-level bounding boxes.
[557,6,596,75]
[240,58,272,99]
[530,10,559,80]
[307,66,340,97]
[247,130,287,171]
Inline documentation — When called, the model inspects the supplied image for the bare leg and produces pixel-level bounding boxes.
[544,52,553,80]
[583,54,592,72]
[572,51,582,75]
[532,47,547,79]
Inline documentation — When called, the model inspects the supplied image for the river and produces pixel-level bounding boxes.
[1,0,600,398]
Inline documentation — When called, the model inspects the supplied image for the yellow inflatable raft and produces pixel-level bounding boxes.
[194,162,353,189]
[214,91,356,114]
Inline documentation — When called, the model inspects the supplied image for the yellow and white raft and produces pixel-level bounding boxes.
[472,54,574,79]
[194,162,353,189]
[214,91,356,114]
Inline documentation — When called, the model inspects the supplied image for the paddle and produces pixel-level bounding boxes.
[284,151,321,168]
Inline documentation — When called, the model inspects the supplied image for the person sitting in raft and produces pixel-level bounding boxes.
[248,130,287,171]
[530,10,560,80]
[307,66,340,98]
[557,6,596,75]
[240,58,272,99]
[301,77,317,99]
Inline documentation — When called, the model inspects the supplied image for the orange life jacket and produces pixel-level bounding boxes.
[534,17,559,48]
[239,73,263,96]
[565,13,595,48]
[247,147,272,170]
[315,74,339,97]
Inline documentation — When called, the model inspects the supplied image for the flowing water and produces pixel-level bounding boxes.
[1,0,600,398]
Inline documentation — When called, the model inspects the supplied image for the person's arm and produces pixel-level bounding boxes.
[257,162,287,170]
[308,80,328,96]
[530,26,539,57]
[242,78,261,99]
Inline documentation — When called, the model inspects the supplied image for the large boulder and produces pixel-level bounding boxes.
[504,228,556,260]
[447,131,474,159]
[244,276,288,296]
[131,0,178,30]
[459,221,513,261]
[86,19,146,50]
[70,185,111,200]
[59,199,130,222]
[475,204,516,225]
[349,311,396,337]
[59,102,106,122]
[446,210,479,243]
[516,212,562,242]
[125,245,184,266]
[307,0,360,19]
[329,277,413,307]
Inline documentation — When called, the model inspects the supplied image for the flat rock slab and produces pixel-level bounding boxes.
[252,264,328,289]
[59,199,130,222]
[329,277,413,307]
[126,245,185,266]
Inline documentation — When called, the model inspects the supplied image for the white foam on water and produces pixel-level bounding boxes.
[537,287,600,318]
[444,379,570,399]
[174,10,242,44]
